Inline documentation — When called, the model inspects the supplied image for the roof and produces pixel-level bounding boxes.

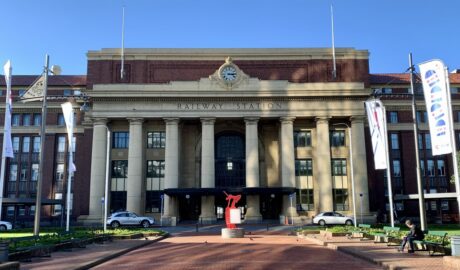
[0,75,86,87]
[371,73,460,85]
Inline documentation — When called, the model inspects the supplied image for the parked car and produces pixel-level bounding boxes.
[312,212,353,226]
[107,211,155,229]
[0,221,13,231]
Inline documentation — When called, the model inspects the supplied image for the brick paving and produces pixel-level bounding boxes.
[94,232,382,270]
[303,233,455,270]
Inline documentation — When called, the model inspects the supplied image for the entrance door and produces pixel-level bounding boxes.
[178,195,201,221]
[260,193,282,219]
[214,193,246,220]
[215,132,245,188]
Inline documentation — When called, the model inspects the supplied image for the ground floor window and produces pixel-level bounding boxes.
[145,191,162,213]
[111,191,127,213]
[297,189,314,211]
[333,189,349,211]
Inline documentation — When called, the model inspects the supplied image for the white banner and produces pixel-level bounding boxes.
[2,61,14,158]
[61,102,76,172]
[365,99,388,169]
[419,60,452,156]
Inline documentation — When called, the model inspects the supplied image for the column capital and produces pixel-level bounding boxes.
[244,117,259,124]
[315,116,331,124]
[279,116,295,124]
[127,118,144,125]
[92,117,108,126]
[200,118,216,125]
[164,118,180,125]
[350,116,366,124]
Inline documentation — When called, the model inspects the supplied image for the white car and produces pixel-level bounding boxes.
[312,212,353,226]
[107,211,155,229]
[0,221,12,231]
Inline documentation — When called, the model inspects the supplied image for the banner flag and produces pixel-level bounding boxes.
[419,60,453,156]
[61,102,76,172]
[365,99,388,169]
[21,75,45,102]
[2,61,14,158]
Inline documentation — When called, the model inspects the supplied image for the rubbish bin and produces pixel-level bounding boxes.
[451,236,460,256]
[0,241,8,263]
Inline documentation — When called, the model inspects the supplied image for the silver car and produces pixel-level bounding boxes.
[107,211,155,229]
[0,221,13,231]
[312,212,353,226]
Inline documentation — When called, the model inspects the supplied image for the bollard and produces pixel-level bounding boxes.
[0,241,8,263]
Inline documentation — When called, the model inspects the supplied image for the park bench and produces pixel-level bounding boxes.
[372,226,400,245]
[348,224,372,239]
[9,235,52,260]
[414,231,448,256]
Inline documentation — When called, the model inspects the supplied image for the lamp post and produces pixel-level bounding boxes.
[333,123,357,227]
[103,125,111,232]
[33,54,61,236]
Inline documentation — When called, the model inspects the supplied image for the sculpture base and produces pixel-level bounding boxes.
[221,228,245,238]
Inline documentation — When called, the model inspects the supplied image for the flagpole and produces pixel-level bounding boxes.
[66,145,72,231]
[33,54,50,236]
[382,104,395,227]
[409,53,427,231]
[1,61,13,220]
[444,66,460,224]
[330,5,337,79]
[120,6,125,79]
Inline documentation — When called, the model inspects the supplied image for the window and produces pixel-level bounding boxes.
[389,112,398,123]
[333,189,349,211]
[452,87,459,94]
[54,193,63,215]
[30,205,35,216]
[12,114,20,126]
[441,200,449,211]
[22,137,30,153]
[12,136,20,153]
[297,189,314,211]
[31,164,39,181]
[437,160,446,176]
[420,160,425,176]
[33,137,40,153]
[332,159,347,176]
[33,114,41,126]
[147,132,165,148]
[416,111,427,124]
[390,133,399,150]
[112,160,128,178]
[56,164,65,181]
[392,160,401,177]
[427,160,435,176]
[295,159,313,176]
[418,134,423,149]
[23,114,31,126]
[63,89,72,96]
[7,206,14,216]
[9,164,17,181]
[425,134,432,149]
[57,136,66,153]
[20,165,28,181]
[18,89,26,96]
[146,160,165,178]
[294,131,311,147]
[57,114,65,126]
[113,132,129,148]
[381,88,392,94]
[145,191,162,213]
[330,131,345,147]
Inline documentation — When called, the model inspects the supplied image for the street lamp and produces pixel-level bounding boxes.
[33,54,61,236]
[333,122,357,227]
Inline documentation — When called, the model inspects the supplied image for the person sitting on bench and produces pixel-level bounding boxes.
[398,219,424,253]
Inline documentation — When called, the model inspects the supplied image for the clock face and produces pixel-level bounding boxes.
[221,66,237,82]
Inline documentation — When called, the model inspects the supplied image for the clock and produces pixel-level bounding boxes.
[220,65,238,82]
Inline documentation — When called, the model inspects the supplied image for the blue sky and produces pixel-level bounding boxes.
[1,0,459,75]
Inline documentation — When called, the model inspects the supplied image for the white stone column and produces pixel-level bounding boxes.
[351,116,370,214]
[245,117,262,221]
[126,118,144,214]
[200,118,216,223]
[315,117,333,212]
[86,118,109,223]
[162,118,179,224]
[280,117,298,218]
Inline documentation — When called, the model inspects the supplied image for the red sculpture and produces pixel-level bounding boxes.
[223,191,241,229]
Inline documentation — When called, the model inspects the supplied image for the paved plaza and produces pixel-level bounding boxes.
[15,225,460,270]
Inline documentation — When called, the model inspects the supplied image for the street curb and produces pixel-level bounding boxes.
[73,234,169,270]
[304,235,401,270]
